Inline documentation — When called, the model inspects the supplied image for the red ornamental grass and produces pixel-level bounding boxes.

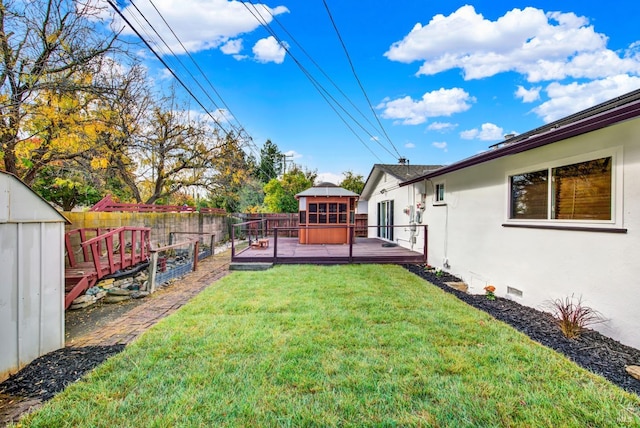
[548,295,605,339]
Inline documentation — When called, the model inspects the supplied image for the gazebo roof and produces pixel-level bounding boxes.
[295,182,359,198]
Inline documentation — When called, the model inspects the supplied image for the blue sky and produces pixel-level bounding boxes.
[108,1,640,183]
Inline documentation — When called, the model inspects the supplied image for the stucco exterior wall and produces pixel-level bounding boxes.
[418,118,640,348]
[366,171,427,251]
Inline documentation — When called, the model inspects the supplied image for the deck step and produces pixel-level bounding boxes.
[229,262,273,271]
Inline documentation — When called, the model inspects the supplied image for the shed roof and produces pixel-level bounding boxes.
[0,171,70,224]
[401,88,640,186]
[295,182,359,198]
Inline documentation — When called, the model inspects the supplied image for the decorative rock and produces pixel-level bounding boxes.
[72,295,95,304]
[626,365,640,381]
[107,288,132,296]
[69,300,95,310]
[103,294,131,303]
[445,282,469,292]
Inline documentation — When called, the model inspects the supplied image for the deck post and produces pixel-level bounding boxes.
[423,225,428,263]
[231,224,236,257]
[348,226,354,263]
[273,227,278,264]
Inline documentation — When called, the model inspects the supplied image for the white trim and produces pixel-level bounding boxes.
[433,180,446,205]
[504,146,623,229]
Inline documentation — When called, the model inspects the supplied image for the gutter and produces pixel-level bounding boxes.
[401,99,640,187]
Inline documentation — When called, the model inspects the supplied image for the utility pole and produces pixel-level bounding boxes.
[281,154,294,175]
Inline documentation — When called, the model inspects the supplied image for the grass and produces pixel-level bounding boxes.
[20,265,640,427]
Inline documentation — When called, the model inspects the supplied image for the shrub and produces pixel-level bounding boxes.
[548,295,604,339]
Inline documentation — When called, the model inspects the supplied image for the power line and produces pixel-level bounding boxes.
[106,0,233,137]
[145,0,244,134]
[321,0,403,160]
[244,1,392,161]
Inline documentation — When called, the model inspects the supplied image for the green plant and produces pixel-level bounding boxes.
[435,269,444,277]
[548,294,605,339]
[484,285,496,300]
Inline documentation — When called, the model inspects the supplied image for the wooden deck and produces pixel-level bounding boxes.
[232,237,426,265]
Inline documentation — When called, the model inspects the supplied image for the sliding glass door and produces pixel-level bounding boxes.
[377,200,394,241]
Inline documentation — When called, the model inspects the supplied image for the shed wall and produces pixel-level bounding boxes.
[0,222,65,380]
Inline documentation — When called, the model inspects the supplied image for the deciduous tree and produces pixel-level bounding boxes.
[263,166,316,213]
[339,170,365,194]
[0,0,118,182]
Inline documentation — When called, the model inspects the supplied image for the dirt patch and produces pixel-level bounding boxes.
[403,264,640,397]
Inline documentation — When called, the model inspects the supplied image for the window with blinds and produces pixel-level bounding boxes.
[509,156,612,221]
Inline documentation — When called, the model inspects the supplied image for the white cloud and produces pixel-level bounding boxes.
[316,172,342,184]
[116,1,289,55]
[515,86,541,103]
[432,142,448,151]
[534,75,640,122]
[253,36,288,64]
[405,142,416,148]
[221,39,243,55]
[427,121,457,132]
[378,87,474,125]
[384,5,640,82]
[460,123,504,141]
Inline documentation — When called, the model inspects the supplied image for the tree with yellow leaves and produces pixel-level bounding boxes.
[0,0,118,183]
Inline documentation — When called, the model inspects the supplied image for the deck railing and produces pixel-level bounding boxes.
[230,222,428,264]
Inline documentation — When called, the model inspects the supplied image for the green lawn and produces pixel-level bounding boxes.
[21,265,640,427]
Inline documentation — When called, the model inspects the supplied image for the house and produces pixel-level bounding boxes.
[296,182,359,244]
[360,163,442,250]
[362,89,640,349]
[0,171,69,381]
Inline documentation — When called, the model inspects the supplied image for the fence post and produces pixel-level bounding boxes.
[193,241,199,271]
[148,251,159,293]
[210,233,215,256]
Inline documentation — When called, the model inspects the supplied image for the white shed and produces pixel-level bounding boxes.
[1,171,69,381]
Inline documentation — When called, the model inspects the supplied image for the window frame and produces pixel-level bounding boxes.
[433,181,446,205]
[505,147,622,228]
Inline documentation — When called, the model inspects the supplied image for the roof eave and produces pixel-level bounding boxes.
[401,99,640,187]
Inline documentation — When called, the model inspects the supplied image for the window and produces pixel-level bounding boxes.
[299,210,306,224]
[339,203,347,223]
[309,203,317,223]
[435,183,445,203]
[509,156,612,221]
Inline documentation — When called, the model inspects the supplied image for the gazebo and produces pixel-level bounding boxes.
[295,182,359,244]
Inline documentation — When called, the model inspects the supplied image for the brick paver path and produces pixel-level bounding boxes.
[66,251,231,347]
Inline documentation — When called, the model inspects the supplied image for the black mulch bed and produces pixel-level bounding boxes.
[0,345,125,401]
[403,264,640,397]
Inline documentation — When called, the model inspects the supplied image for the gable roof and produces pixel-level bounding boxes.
[360,164,442,200]
[295,182,359,198]
[401,88,640,187]
[0,171,70,224]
